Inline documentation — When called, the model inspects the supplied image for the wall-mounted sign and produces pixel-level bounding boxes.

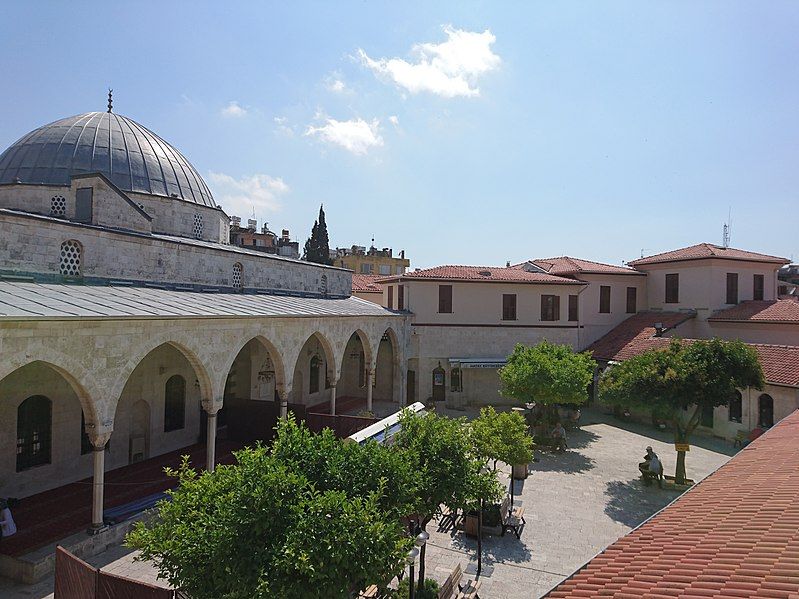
[675,443,690,452]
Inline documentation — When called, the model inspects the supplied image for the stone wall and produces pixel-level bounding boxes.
[0,212,351,296]
[0,311,409,498]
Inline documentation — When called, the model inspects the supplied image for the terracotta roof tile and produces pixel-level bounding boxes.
[709,299,799,324]
[546,411,799,597]
[628,243,789,266]
[351,274,382,293]
[530,256,644,276]
[376,265,584,285]
[587,313,799,387]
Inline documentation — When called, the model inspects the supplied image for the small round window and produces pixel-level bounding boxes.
[59,240,82,277]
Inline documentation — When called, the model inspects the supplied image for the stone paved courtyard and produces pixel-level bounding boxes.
[0,410,732,599]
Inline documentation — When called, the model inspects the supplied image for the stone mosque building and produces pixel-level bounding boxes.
[0,100,408,540]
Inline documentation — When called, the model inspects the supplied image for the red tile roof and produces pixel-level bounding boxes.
[546,409,799,599]
[351,274,383,294]
[587,313,799,388]
[709,299,799,324]
[530,256,644,277]
[376,265,584,285]
[628,243,789,266]
[586,311,696,362]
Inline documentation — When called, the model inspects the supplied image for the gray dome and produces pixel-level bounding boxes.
[0,112,216,207]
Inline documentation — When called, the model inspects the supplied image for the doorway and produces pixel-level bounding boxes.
[129,400,150,464]
[758,394,774,428]
[432,364,445,402]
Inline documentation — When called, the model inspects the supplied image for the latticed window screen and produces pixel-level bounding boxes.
[59,240,82,277]
[50,195,66,217]
[193,213,204,238]
[232,263,243,288]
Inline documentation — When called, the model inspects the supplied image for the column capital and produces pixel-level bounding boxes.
[86,419,113,448]
[202,399,223,415]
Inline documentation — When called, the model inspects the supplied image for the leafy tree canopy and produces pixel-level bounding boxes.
[470,406,534,470]
[128,418,410,599]
[599,337,764,482]
[499,341,597,406]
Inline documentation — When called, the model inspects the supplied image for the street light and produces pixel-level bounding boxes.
[406,547,420,599]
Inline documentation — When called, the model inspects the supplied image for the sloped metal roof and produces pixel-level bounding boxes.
[0,282,398,320]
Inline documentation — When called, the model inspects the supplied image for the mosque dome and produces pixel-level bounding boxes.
[0,110,216,208]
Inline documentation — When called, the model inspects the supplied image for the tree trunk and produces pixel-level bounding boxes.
[675,449,687,485]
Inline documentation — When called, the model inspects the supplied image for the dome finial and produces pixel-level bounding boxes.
[107,88,113,113]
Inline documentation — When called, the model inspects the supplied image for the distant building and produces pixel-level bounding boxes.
[229,217,299,259]
[778,263,798,297]
[335,244,409,276]
[351,274,384,303]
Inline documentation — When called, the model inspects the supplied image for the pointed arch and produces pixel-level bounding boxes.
[219,335,288,400]
[291,332,337,405]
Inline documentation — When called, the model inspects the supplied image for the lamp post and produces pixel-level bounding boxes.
[414,528,429,596]
[406,547,419,599]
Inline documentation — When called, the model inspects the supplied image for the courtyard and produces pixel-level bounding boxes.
[0,408,732,599]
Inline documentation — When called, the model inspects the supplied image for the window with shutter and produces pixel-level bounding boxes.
[438,285,453,313]
[626,287,637,314]
[726,273,739,305]
[599,286,611,313]
[665,274,679,303]
[568,295,579,321]
[502,294,517,320]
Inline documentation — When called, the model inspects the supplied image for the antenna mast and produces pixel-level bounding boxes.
[722,208,732,248]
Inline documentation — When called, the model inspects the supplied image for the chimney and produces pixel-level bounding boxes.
[400,250,405,259]
[281,229,290,241]
[506,261,511,267]
[247,218,257,231]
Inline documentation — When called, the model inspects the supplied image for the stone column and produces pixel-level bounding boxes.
[277,386,290,419]
[330,383,337,416]
[203,401,222,473]
[366,368,374,412]
[88,428,112,534]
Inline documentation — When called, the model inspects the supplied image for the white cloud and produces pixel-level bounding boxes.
[207,172,289,218]
[273,116,294,137]
[388,115,400,127]
[328,79,348,93]
[305,115,383,155]
[221,101,247,118]
[358,26,500,98]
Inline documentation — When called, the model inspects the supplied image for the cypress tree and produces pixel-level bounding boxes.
[303,205,333,265]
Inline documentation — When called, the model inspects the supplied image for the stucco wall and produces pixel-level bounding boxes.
[639,259,781,316]
[0,213,351,296]
[577,273,648,348]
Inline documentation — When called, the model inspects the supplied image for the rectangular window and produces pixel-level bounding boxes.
[541,294,560,321]
[360,263,373,274]
[753,274,764,301]
[729,392,742,423]
[387,286,394,309]
[397,285,405,310]
[568,295,579,322]
[438,285,453,313]
[599,286,611,313]
[378,264,391,275]
[726,273,739,305]
[75,187,93,223]
[626,287,637,314]
[502,294,517,321]
[665,273,679,304]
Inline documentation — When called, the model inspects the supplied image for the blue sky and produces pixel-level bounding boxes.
[1,2,797,267]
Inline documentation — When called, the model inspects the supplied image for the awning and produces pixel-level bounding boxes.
[448,358,507,369]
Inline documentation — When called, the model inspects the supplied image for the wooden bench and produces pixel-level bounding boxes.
[358,584,379,598]
[499,495,525,539]
[437,563,481,599]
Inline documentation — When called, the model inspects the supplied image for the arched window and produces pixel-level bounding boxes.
[309,356,320,394]
[729,390,743,424]
[50,195,66,217]
[193,213,204,238]
[59,239,82,277]
[232,262,243,289]
[758,393,774,428]
[17,395,52,471]
[164,375,186,432]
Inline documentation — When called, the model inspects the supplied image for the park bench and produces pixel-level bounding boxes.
[358,584,381,598]
[437,563,481,599]
[499,495,525,539]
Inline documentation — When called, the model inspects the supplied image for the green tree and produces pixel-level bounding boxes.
[302,204,333,265]
[470,406,534,472]
[600,338,764,484]
[499,341,597,423]
[128,418,411,598]
[394,410,487,593]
